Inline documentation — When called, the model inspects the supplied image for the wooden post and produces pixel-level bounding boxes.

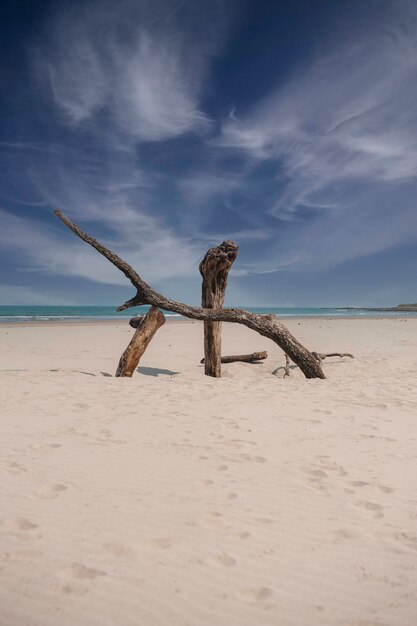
[201,351,267,364]
[199,241,239,378]
[115,307,165,377]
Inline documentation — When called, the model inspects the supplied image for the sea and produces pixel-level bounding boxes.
[1,305,416,323]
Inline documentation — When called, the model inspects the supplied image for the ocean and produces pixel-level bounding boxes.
[1,305,416,323]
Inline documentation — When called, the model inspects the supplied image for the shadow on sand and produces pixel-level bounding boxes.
[137,366,179,377]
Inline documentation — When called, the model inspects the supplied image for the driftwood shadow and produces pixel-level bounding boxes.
[137,366,179,377]
[74,370,113,377]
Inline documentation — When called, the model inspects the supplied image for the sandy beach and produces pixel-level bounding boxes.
[1,317,416,626]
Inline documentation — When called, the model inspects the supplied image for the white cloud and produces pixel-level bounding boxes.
[38,0,232,142]
[0,0,242,302]
[216,3,417,200]
[177,172,242,207]
[215,1,417,269]
[0,208,202,287]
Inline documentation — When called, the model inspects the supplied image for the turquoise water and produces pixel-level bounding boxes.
[0,305,416,323]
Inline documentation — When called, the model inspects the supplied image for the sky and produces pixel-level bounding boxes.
[1,0,417,307]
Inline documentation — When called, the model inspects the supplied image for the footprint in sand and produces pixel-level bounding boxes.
[348,481,369,487]
[356,500,384,518]
[2,462,27,474]
[309,469,328,478]
[395,533,417,551]
[208,553,237,567]
[2,548,42,563]
[239,586,274,603]
[103,542,136,558]
[378,485,394,494]
[30,443,62,451]
[374,532,417,553]
[197,511,230,530]
[331,528,356,543]
[34,483,67,500]
[0,517,40,540]
[53,563,106,596]
[238,531,251,540]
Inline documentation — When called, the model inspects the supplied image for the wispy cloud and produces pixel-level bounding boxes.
[216,1,417,266]
[0,208,202,287]
[0,0,239,299]
[37,0,232,142]
[1,0,416,307]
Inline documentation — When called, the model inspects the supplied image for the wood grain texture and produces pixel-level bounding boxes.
[199,241,238,377]
[115,307,165,377]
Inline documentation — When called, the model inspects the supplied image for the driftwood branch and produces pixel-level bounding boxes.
[284,354,291,378]
[312,352,354,362]
[54,210,325,379]
[129,316,145,329]
[116,307,165,377]
[200,351,267,364]
[200,241,238,377]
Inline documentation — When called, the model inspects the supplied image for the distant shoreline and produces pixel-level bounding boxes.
[1,315,416,328]
[1,304,417,325]
[340,306,417,312]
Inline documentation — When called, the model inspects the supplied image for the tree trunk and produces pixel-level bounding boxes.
[201,351,267,364]
[199,241,238,377]
[115,307,165,377]
[54,210,326,379]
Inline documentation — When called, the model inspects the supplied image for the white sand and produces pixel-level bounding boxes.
[1,317,416,626]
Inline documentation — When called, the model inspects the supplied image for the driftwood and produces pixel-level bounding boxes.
[129,316,145,329]
[54,210,325,379]
[281,351,354,377]
[284,353,291,377]
[312,352,354,362]
[199,241,238,377]
[200,351,267,364]
[115,307,165,377]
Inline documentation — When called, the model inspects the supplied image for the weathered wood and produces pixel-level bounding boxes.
[54,210,325,379]
[115,307,165,377]
[284,353,291,377]
[200,351,267,364]
[129,316,145,329]
[312,352,354,361]
[199,241,238,377]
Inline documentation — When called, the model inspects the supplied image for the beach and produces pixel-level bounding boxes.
[1,317,416,626]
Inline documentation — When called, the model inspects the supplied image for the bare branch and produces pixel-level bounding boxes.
[312,352,354,362]
[200,351,267,364]
[54,210,325,379]
[284,353,291,377]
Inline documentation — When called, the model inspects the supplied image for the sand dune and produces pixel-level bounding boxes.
[0,318,416,625]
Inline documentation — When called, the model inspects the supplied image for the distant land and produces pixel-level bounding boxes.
[344,304,417,312]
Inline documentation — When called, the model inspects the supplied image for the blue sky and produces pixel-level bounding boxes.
[1,0,417,307]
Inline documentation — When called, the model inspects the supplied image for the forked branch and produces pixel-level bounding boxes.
[54,210,325,379]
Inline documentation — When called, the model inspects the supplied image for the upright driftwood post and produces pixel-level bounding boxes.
[116,306,165,377]
[199,241,239,377]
